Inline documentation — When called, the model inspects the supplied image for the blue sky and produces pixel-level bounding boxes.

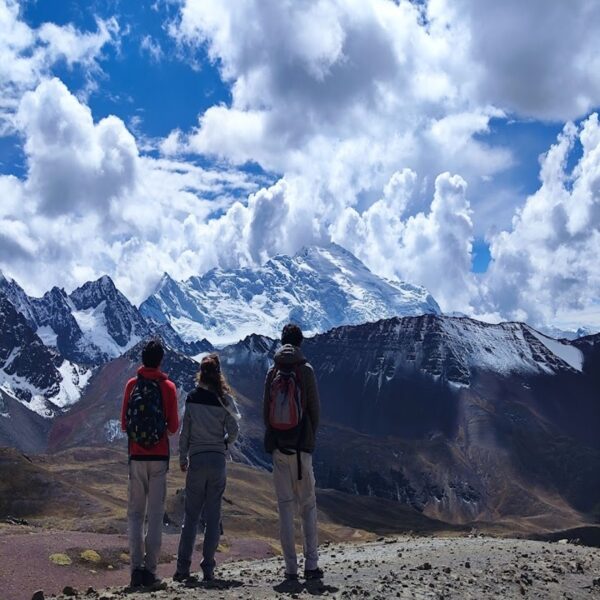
[1,0,599,328]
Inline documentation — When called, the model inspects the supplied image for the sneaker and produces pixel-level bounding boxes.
[304,567,324,580]
[130,568,144,588]
[141,569,161,587]
[284,572,299,581]
[173,571,190,583]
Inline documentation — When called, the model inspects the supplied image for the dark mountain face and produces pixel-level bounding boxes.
[0,293,62,401]
[8,302,599,528]
[216,316,600,525]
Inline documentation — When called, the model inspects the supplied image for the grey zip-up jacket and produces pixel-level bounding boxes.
[179,385,240,466]
[263,344,320,453]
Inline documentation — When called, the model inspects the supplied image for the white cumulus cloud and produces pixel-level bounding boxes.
[0,0,119,133]
[483,114,600,325]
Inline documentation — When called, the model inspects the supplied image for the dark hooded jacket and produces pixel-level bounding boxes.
[263,344,320,453]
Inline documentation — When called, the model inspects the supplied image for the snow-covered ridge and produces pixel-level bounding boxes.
[291,315,584,387]
[0,274,150,364]
[0,361,92,418]
[140,243,441,346]
[0,292,93,418]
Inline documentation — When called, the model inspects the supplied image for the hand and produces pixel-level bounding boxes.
[180,462,188,472]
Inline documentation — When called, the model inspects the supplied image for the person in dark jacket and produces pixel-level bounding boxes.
[120,339,179,589]
[263,323,322,581]
[174,353,240,582]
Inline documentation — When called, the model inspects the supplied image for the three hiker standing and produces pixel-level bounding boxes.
[121,325,321,587]
[121,340,179,588]
[174,353,240,582]
[263,324,323,581]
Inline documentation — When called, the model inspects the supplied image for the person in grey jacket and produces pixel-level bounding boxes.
[174,354,240,582]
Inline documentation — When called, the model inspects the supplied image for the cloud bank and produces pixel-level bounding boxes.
[1,0,599,330]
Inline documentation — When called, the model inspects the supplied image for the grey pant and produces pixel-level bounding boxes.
[176,452,226,575]
[127,460,168,574]
[272,450,319,575]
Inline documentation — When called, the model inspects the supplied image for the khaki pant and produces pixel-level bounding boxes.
[272,450,319,575]
[127,460,168,574]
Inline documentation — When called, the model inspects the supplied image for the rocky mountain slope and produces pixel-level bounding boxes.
[38,314,600,528]
[0,293,91,428]
[0,272,210,366]
[216,315,599,525]
[139,244,441,345]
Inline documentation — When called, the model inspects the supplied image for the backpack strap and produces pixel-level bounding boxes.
[294,365,305,480]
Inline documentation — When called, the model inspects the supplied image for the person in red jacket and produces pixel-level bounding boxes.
[120,339,179,588]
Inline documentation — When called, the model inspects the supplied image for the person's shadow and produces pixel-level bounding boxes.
[273,578,339,596]
[183,576,243,590]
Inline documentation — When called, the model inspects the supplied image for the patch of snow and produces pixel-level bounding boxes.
[104,419,126,443]
[51,361,93,408]
[36,325,58,347]
[191,351,211,363]
[528,329,583,372]
[0,359,92,417]
[1,348,18,370]
[0,376,54,418]
[72,301,139,358]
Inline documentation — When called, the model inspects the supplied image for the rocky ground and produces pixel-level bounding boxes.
[42,536,600,600]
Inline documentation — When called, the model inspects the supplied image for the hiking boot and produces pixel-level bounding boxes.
[304,567,324,580]
[173,571,190,583]
[130,568,144,588]
[141,569,161,587]
[284,572,299,581]
[202,567,215,581]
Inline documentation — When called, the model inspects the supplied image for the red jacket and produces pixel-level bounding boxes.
[121,366,179,459]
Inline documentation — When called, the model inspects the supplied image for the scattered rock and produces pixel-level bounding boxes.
[62,586,77,597]
[31,591,44,600]
[5,516,29,526]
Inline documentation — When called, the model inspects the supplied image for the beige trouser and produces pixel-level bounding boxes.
[272,450,319,575]
[128,460,168,574]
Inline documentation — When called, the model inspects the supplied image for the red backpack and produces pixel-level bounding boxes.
[268,366,304,431]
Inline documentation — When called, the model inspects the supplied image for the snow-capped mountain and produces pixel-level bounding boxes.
[0,293,91,420]
[69,275,150,359]
[0,272,210,364]
[140,243,441,346]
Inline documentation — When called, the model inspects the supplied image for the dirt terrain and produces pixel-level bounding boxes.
[2,447,598,600]
[42,536,600,600]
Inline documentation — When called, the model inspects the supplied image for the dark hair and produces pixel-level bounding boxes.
[281,323,303,347]
[196,353,231,398]
[142,339,164,368]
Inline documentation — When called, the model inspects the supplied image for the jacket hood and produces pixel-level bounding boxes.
[137,366,168,380]
[274,344,307,366]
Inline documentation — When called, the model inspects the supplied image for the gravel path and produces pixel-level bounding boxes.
[48,536,600,600]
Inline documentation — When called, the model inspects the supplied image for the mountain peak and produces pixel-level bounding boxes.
[140,244,441,345]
